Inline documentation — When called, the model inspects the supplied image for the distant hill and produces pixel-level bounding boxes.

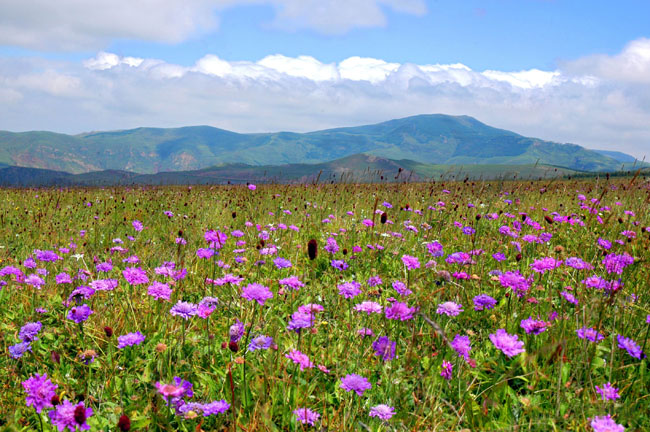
[0,114,634,174]
[0,154,577,187]
[592,150,641,164]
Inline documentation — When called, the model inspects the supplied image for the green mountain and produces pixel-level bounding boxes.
[0,154,578,187]
[0,114,631,174]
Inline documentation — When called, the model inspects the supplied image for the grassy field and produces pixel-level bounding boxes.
[1,178,648,431]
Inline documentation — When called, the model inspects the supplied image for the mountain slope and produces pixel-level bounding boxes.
[0,114,628,173]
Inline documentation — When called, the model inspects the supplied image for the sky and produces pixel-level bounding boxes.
[0,0,649,157]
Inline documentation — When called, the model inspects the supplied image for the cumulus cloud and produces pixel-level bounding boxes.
[1,40,649,159]
[0,0,427,50]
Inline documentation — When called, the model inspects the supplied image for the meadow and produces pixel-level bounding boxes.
[1,177,648,431]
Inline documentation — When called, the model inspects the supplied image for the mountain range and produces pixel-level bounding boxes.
[0,114,639,176]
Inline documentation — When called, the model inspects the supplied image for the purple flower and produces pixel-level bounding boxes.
[122,267,149,285]
[385,302,417,321]
[132,220,144,232]
[426,241,444,257]
[560,290,579,305]
[90,278,118,291]
[520,317,549,335]
[285,350,314,371]
[473,294,497,311]
[324,237,339,254]
[170,301,198,320]
[369,404,395,420]
[241,283,273,305]
[499,271,531,297]
[440,360,453,380]
[331,259,349,271]
[9,341,32,359]
[273,257,292,269]
[595,382,621,401]
[19,321,42,342]
[354,301,382,315]
[287,310,314,332]
[489,329,525,358]
[67,304,93,324]
[23,373,58,413]
[229,319,245,342]
[340,374,372,396]
[565,257,593,270]
[48,400,93,431]
[436,301,463,317]
[196,248,215,259]
[147,281,172,301]
[576,327,605,342]
[248,335,273,351]
[617,334,644,359]
[248,184,256,190]
[117,332,145,349]
[451,334,471,361]
[293,408,320,426]
[401,255,420,270]
[197,297,219,318]
[279,276,304,290]
[56,273,73,284]
[338,281,362,299]
[372,336,396,361]
[602,253,634,274]
[392,280,412,296]
[202,400,230,416]
[590,415,624,432]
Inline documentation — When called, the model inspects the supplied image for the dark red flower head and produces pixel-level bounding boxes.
[307,239,318,260]
[118,414,131,431]
[73,405,87,425]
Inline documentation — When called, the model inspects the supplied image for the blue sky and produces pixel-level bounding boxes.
[0,0,649,156]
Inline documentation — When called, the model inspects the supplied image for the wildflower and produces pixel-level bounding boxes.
[565,257,593,270]
[248,335,273,351]
[401,255,420,270]
[197,297,219,318]
[202,400,230,416]
[576,327,604,342]
[9,341,31,359]
[155,377,193,405]
[473,294,497,311]
[248,184,256,190]
[520,317,549,335]
[56,273,73,284]
[338,281,361,299]
[285,350,314,370]
[451,334,471,361]
[196,248,215,259]
[372,336,396,361]
[122,267,149,285]
[602,253,634,274]
[358,328,375,337]
[354,301,383,315]
[307,239,318,260]
[617,335,643,359]
[560,290,578,305]
[147,281,172,301]
[293,408,320,426]
[117,332,145,349]
[590,415,624,432]
[385,302,417,321]
[489,329,525,357]
[492,252,507,262]
[340,374,372,396]
[331,259,348,271]
[595,382,620,401]
[241,283,273,305]
[48,400,93,431]
[117,415,131,431]
[22,373,58,413]
[369,404,395,420]
[170,301,198,320]
[229,320,245,343]
[67,304,93,324]
[25,274,45,288]
[273,257,292,269]
[436,302,463,317]
[19,321,42,342]
[324,237,339,254]
[440,360,453,380]
[597,238,612,250]
[392,280,412,296]
[499,271,531,297]
[279,276,304,290]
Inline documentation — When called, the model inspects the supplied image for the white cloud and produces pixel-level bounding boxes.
[0,0,427,50]
[1,39,649,159]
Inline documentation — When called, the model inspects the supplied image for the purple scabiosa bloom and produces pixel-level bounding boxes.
[520,317,549,335]
[597,237,612,250]
[358,327,375,337]
[202,400,230,416]
[67,304,93,324]
[362,219,374,227]
[426,241,444,257]
[123,255,139,264]
[23,373,57,413]
[331,259,349,271]
[451,334,471,361]
[590,415,624,432]
[197,297,219,319]
[582,275,610,290]
[147,281,172,301]
[492,252,507,262]
[340,374,371,396]
[117,332,145,349]
[385,301,417,321]
[436,301,463,317]
[24,257,37,268]
[132,220,144,232]
[617,335,644,359]
[170,301,198,320]
[248,335,273,351]
[279,276,304,290]
[440,360,453,380]
[602,253,634,274]
[67,286,95,305]
[338,281,362,299]
[248,184,256,190]
[324,237,339,254]
[25,274,45,288]
[354,301,383,315]
[369,404,395,420]
[392,280,412,296]
[56,273,73,284]
[229,319,245,343]
[34,249,61,262]
[48,400,93,431]
[367,275,383,286]
[19,321,42,342]
[205,229,228,248]
[499,271,531,297]
[446,252,473,265]
[273,257,292,269]
[90,278,118,291]
[372,336,396,361]
[293,408,320,426]
[462,226,475,235]
[489,329,525,358]
[473,294,497,311]
[9,341,32,359]
[595,382,621,401]
[565,257,593,270]
[196,248,215,259]
[401,255,420,270]
[241,283,273,305]
[122,267,149,285]
[155,377,193,409]
[560,290,579,305]
[285,350,314,370]
[576,327,605,342]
